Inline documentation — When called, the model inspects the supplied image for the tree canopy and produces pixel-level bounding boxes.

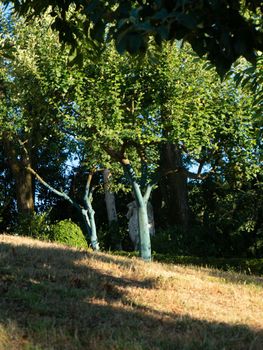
[6,0,263,75]
[0,7,262,260]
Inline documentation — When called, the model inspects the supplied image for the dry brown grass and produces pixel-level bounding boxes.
[0,234,263,350]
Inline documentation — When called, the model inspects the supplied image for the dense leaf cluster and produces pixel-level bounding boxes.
[7,0,263,75]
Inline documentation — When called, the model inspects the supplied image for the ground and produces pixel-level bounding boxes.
[0,234,263,350]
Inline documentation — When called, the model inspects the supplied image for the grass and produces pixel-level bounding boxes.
[0,234,263,350]
[115,251,263,276]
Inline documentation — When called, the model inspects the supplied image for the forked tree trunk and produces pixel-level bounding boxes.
[103,146,152,261]
[123,161,152,261]
[81,207,99,251]
[27,166,99,251]
[82,173,99,251]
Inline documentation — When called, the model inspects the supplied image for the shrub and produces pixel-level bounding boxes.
[14,211,52,240]
[50,219,88,248]
[151,225,219,257]
[97,222,127,251]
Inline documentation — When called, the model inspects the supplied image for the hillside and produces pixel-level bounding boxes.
[0,234,263,350]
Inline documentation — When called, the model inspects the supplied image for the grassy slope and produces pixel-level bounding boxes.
[0,234,263,350]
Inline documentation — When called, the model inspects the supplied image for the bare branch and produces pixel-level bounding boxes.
[27,166,80,210]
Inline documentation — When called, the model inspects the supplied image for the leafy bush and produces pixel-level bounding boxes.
[151,225,219,257]
[188,177,263,258]
[50,219,88,248]
[97,222,127,251]
[14,211,52,240]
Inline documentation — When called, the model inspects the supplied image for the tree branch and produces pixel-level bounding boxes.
[143,184,153,203]
[27,166,80,211]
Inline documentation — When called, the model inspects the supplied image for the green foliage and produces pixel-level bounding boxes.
[14,212,52,240]
[72,41,258,190]
[189,176,263,258]
[50,219,88,249]
[9,1,263,76]
[151,225,218,257]
[97,222,127,251]
[0,10,79,216]
[0,7,261,261]
[232,55,263,119]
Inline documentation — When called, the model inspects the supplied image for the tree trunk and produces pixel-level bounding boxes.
[81,207,99,251]
[27,166,100,251]
[160,143,190,229]
[123,161,152,261]
[137,201,151,261]
[15,166,34,216]
[83,173,100,251]
[3,138,34,217]
[103,169,122,250]
[103,147,152,260]
[103,169,118,223]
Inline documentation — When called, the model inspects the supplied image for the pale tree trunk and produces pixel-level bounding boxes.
[123,161,152,261]
[81,207,99,251]
[103,169,122,250]
[27,167,99,251]
[83,173,99,250]
[103,146,152,261]
[103,169,118,223]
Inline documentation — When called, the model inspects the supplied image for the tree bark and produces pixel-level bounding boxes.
[103,146,152,260]
[103,169,122,250]
[3,137,34,216]
[103,169,118,223]
[123,161,152,261]
[160,143,190,229]
[81,207,99,251]
[83,172,99,251]
[27,166,99,250]
[15,166,34,215]
[137,201,151,260]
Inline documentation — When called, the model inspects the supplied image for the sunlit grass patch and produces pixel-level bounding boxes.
[0,234,263,350]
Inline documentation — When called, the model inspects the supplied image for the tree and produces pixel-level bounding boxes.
[150,43,260,229]
[0,142,16,230]
[70,41,260,260]
[63,45,161,261]
[0,10,76,222]
[27,166,100,250]
[7,0,263,75]
[1,7,260,260]
[188,165,263,257]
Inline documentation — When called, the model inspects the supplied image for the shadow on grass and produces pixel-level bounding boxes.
[0,241,263,350]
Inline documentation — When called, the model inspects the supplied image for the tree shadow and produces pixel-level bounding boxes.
[0,240,263,350]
